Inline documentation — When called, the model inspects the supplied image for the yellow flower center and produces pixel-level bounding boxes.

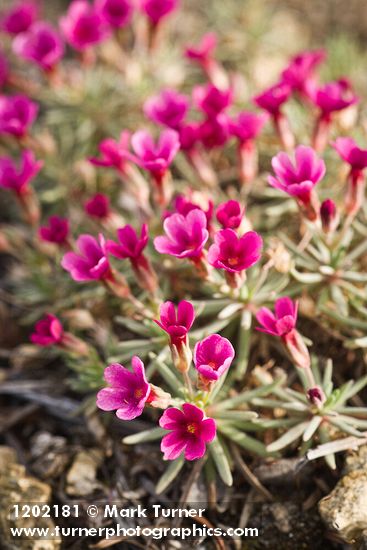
[187,423,197,434]
[134,388,144,398]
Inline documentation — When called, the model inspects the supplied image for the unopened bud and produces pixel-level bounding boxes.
[283,330,310,370]
[320,199,339,233]
[307,386,326,408]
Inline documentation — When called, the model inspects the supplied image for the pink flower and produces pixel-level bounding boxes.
[198,114,230,149]
[256,297,298,337]
[144,88,189,129]
[97,357,151,420]
[332,137,367,214]
[95,0,133,29]
[229,111,269,142]
[185,32,217,63]
[0,1,38,35]
[107,224,148,260]
[253,82,292,115]
[178,122,200,151]
[155,300,195,348]
[159,403,216,461]
[194,334,234,382]
[107,224,157,293]
[60,0,109,51]
[154,209,209,259]
[168,194,213,227]
[216,200,244,230]
[39,216,70,245]
[0,150,43,195]
[0,95,38,138]
[332,137,367,172]
[281,49,326,92]
[130,128,180,175]
[268,145,324,219]
[193,84,232,116]
[320,199,339,234]
[89,131,130,172]
[139,0,179,25]
[256,297,310,370]
[207,229,262,273]
[61,234,111,281]
[84,193,111,219]
[0,50,9,89]
[13,22,64,72]
[30,314,64,346]
[307,78,358,116]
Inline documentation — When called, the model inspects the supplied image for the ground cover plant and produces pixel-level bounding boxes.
[1,0,367,548]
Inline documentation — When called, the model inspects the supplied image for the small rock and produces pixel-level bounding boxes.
[0,446,61,550]
[319,444,367,543]
[66,450,103,496]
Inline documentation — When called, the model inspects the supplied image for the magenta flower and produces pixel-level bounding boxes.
[84,193,111,219]
[155,300,195,348]
[144,89,189,130]
[332,137,367,214]
[60,0,109,51]
[0,50,9,89]
[256,297,298,337]
[61,234,111,282]
[198,114,230,150]
[0,150,43,195]
[307,78,358,117]
[154,209,209,259]
[130,129,180,175]
[97,357,151,420]
[320,199,339,234]
[96,0,133,29]
[107,224,148,260]
[332,137,367,172]
[281,49,326,93]
[308,79,359,152]
[185,32,217,64]
[89,131,131,173]
[39,216,70,246]
[216,200,244,230]
[30,314,64,346]
[193,84,232,116]
[13,22,64,72]
[177,122,200,151]
[256,296,310,370]
[0,1,38,35]
[253,82,292,116]
[268,145,325,220]
[167,194,213,227]
[229,111,269,143]
[253,82,294,150]
[139,0,179,25]
[0,95,38,138]
[194,334,235,382]
[159,403,216,461]
[207,229,262,273]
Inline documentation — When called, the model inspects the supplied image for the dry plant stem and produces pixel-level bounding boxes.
[230,443,273,501]
[175,457,206,521]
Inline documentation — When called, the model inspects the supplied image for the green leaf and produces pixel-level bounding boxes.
[303,416,322,442]
[266,421,309,452]
[114,316,152,337]
[216,375,286,410]
[234,309,252,380]
[209,436,233,486]
[217,423,271,457]
[156,455,185,494]
[123,427,165,445]
[153,356,184,395]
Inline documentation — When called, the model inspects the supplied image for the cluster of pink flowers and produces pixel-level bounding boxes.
[94,299,237,460]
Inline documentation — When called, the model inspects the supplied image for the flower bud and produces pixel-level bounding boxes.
[320,199,339,233]
[307,386,326,408]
